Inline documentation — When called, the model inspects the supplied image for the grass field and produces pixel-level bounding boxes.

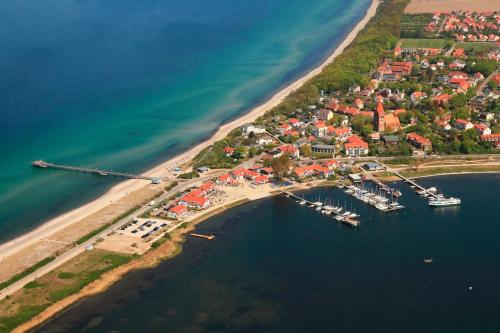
[400,13,435,38]
[455,42,495,53]
[401,38,449,49]
[0,250,133,333]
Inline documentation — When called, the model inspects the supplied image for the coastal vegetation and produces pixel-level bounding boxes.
[0,250,132,333]
[0,256,56,291]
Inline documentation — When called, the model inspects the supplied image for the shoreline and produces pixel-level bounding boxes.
[13,168,500,332]
[0,1,379,257]
[407,170,500,180]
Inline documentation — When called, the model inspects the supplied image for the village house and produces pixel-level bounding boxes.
[242,124,266,135]
[224,146,235,157]
[410,91,427,104]
[317,109,333,122]
[454,119,473,131]
[407,132,432,151]
[474,124,492,136]
[480,134,500,147]
[276,144,300,159]
[216,173,235,186]
[328,126,352,141]
[344,135,369,156]
[323,159,337,170]
[179,194,210,209]
[253,175,270,185]
[167,205,188,220]
[293,164,332,179]
[312,121,328,137]
[255,133,275,146]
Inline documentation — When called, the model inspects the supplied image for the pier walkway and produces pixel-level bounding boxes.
[391,171,439,199]
[31,160,153,180]
[280,190,359,227]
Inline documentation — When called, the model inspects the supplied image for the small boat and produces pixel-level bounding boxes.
[424,258,433,264]
[315,206,322,211]
[427,187,437,193]
[299,200,306,205]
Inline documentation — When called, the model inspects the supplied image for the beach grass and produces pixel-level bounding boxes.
[0,256,56,291]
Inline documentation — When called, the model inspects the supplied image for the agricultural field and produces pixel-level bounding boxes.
[400,13,435,38]
[401,38,450,49]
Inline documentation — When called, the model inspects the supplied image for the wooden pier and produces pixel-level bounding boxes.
[392,171,439,199]
[31,160,152,180]
[190,233,215,240]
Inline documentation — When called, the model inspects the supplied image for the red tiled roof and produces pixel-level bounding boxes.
[169,205,187,214]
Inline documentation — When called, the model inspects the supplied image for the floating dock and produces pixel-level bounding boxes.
[282,190,360,227]
[190,233,215,240]
[31,160,152,180]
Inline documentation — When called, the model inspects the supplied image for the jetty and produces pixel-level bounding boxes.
[281,190,360,227]
[31,160,152,180]
[190,233,215,240]
[391,171,440,199]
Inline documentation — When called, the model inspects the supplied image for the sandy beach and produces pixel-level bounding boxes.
[0,0,380,264]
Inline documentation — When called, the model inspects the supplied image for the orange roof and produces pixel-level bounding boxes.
[407,132,431,146]
[169,205,187,214]
[344,135,368,149]
[376,100,384,116]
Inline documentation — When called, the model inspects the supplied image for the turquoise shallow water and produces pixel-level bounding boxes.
[33,174,500,332]
[0,0,370,242]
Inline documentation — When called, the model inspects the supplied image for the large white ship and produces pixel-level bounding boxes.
[428,197,461,207]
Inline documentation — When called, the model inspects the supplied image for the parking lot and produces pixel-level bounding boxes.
[118,218,172,241]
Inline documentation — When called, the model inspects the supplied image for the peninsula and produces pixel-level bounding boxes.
[1,0,499,331]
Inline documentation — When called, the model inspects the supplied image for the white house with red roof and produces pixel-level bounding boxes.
[474,124,491,136]
[253,175,270,185]
[455,119,473,130]
[224,146,235,157]
[344,135,369,156]
[167,205,188,219]
[312,121,327,137]
[179,194,210,209]
[323,160,337,170]
[216,173,235,186]
[277,144,300,159]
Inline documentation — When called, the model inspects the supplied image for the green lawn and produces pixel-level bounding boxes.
[401,38,448,49]
[455,42,495,52]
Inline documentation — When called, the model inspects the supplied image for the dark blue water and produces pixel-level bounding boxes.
[0,0,370,242]
[34,174,500,333]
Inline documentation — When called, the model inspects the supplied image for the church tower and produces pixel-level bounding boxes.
[374,99,385,132]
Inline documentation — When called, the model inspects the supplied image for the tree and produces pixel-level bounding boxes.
[449,94,467,109]
[248,146,257,158]
[271,154,292,181]
[299,144,312,157]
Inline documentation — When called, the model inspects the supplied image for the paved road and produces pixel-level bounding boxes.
[0,171,226,300]
[476,69,498,97]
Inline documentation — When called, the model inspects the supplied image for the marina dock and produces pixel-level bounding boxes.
[31,160,153,180]
[282,190,360,227]
[391,172,440,199]
[190,233,215,240]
